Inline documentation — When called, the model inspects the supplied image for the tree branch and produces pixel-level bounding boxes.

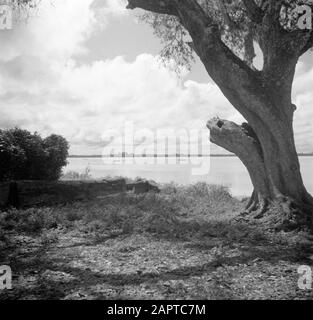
[207,118,263,160]
[126,0,262,87]
[207,117,271,204]
[300,30,313,56]
[218,0,235,29]
[127,0,177,15]
[126,0,278,124]
[242,0,264,23]
[256,1,306,99]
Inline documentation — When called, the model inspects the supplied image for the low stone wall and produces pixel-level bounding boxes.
[0,179,160,209]
[0,179,127,208]
[0,182,11,208]
[127,181,160,194]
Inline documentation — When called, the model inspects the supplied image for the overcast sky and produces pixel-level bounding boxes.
[0,0,313,155]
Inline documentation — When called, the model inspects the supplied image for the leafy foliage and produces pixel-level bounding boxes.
[43,134,70,180]
[139,0,256,70]
[11,0,41,22]
[139,0,313,70]
[0,128,69,181]
[140,13,195,72]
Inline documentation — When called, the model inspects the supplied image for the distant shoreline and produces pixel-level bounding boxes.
[68,154,313,158]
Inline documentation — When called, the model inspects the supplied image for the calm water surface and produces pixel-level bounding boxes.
[65,156,313,198]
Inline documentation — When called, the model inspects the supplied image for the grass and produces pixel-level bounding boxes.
[0,182,313,300]
[0,183,238,238]
[61,166,92,181]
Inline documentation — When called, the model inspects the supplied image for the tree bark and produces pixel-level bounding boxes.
[207,118,270,217]
[207,112,313,228]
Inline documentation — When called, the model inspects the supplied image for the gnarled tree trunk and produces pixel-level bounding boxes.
[207,118,270,218]
[207,115,313,229]
[126,0,313,230]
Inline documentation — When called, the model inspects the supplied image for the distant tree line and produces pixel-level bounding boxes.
[0,128,69,182]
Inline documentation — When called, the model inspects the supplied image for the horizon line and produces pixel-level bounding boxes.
[68,153,313,158]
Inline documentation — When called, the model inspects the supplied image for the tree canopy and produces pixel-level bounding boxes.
[0,128,69,181]
[135,0,313,71]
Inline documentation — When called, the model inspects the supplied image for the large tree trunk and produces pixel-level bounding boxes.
[251,108,313,229]
[207,111,313,230]
[126,0,313,230]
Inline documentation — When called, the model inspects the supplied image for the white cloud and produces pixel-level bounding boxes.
[0,50,241,154]
[0,0,127,62]
[0,0,240,154]
[95,0,127,16]
[292,62,313,153]
[0,0,94,62]
[0,0,312,156]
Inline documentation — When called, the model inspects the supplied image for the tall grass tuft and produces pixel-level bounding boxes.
[61,166,92,181]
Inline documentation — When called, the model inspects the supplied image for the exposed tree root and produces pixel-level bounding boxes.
[273,198,313,232]
[239,196,313,232]
[242,190,268,219]
[251,199,269,219]
[245,190,258,213]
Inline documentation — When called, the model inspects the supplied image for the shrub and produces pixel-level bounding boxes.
[42,134,69,180]
[0,128,69,181]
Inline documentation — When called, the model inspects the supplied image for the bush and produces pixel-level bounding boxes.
[0,128,69,181]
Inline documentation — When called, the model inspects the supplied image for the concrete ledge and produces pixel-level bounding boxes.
[126,181,160,194]
[0,179,126,208]
[0,178,160,209]
[0,182,11,208]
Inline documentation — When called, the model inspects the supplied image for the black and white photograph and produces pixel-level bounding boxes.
[0,0,313,304]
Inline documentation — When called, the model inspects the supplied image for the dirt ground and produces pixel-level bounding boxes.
[1,186,313,300]
[1,226,313,300]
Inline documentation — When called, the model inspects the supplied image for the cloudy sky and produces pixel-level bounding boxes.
[0,0,313,155]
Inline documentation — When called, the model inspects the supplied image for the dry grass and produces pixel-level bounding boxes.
[1,182,313,300]
[0,182,240,239]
